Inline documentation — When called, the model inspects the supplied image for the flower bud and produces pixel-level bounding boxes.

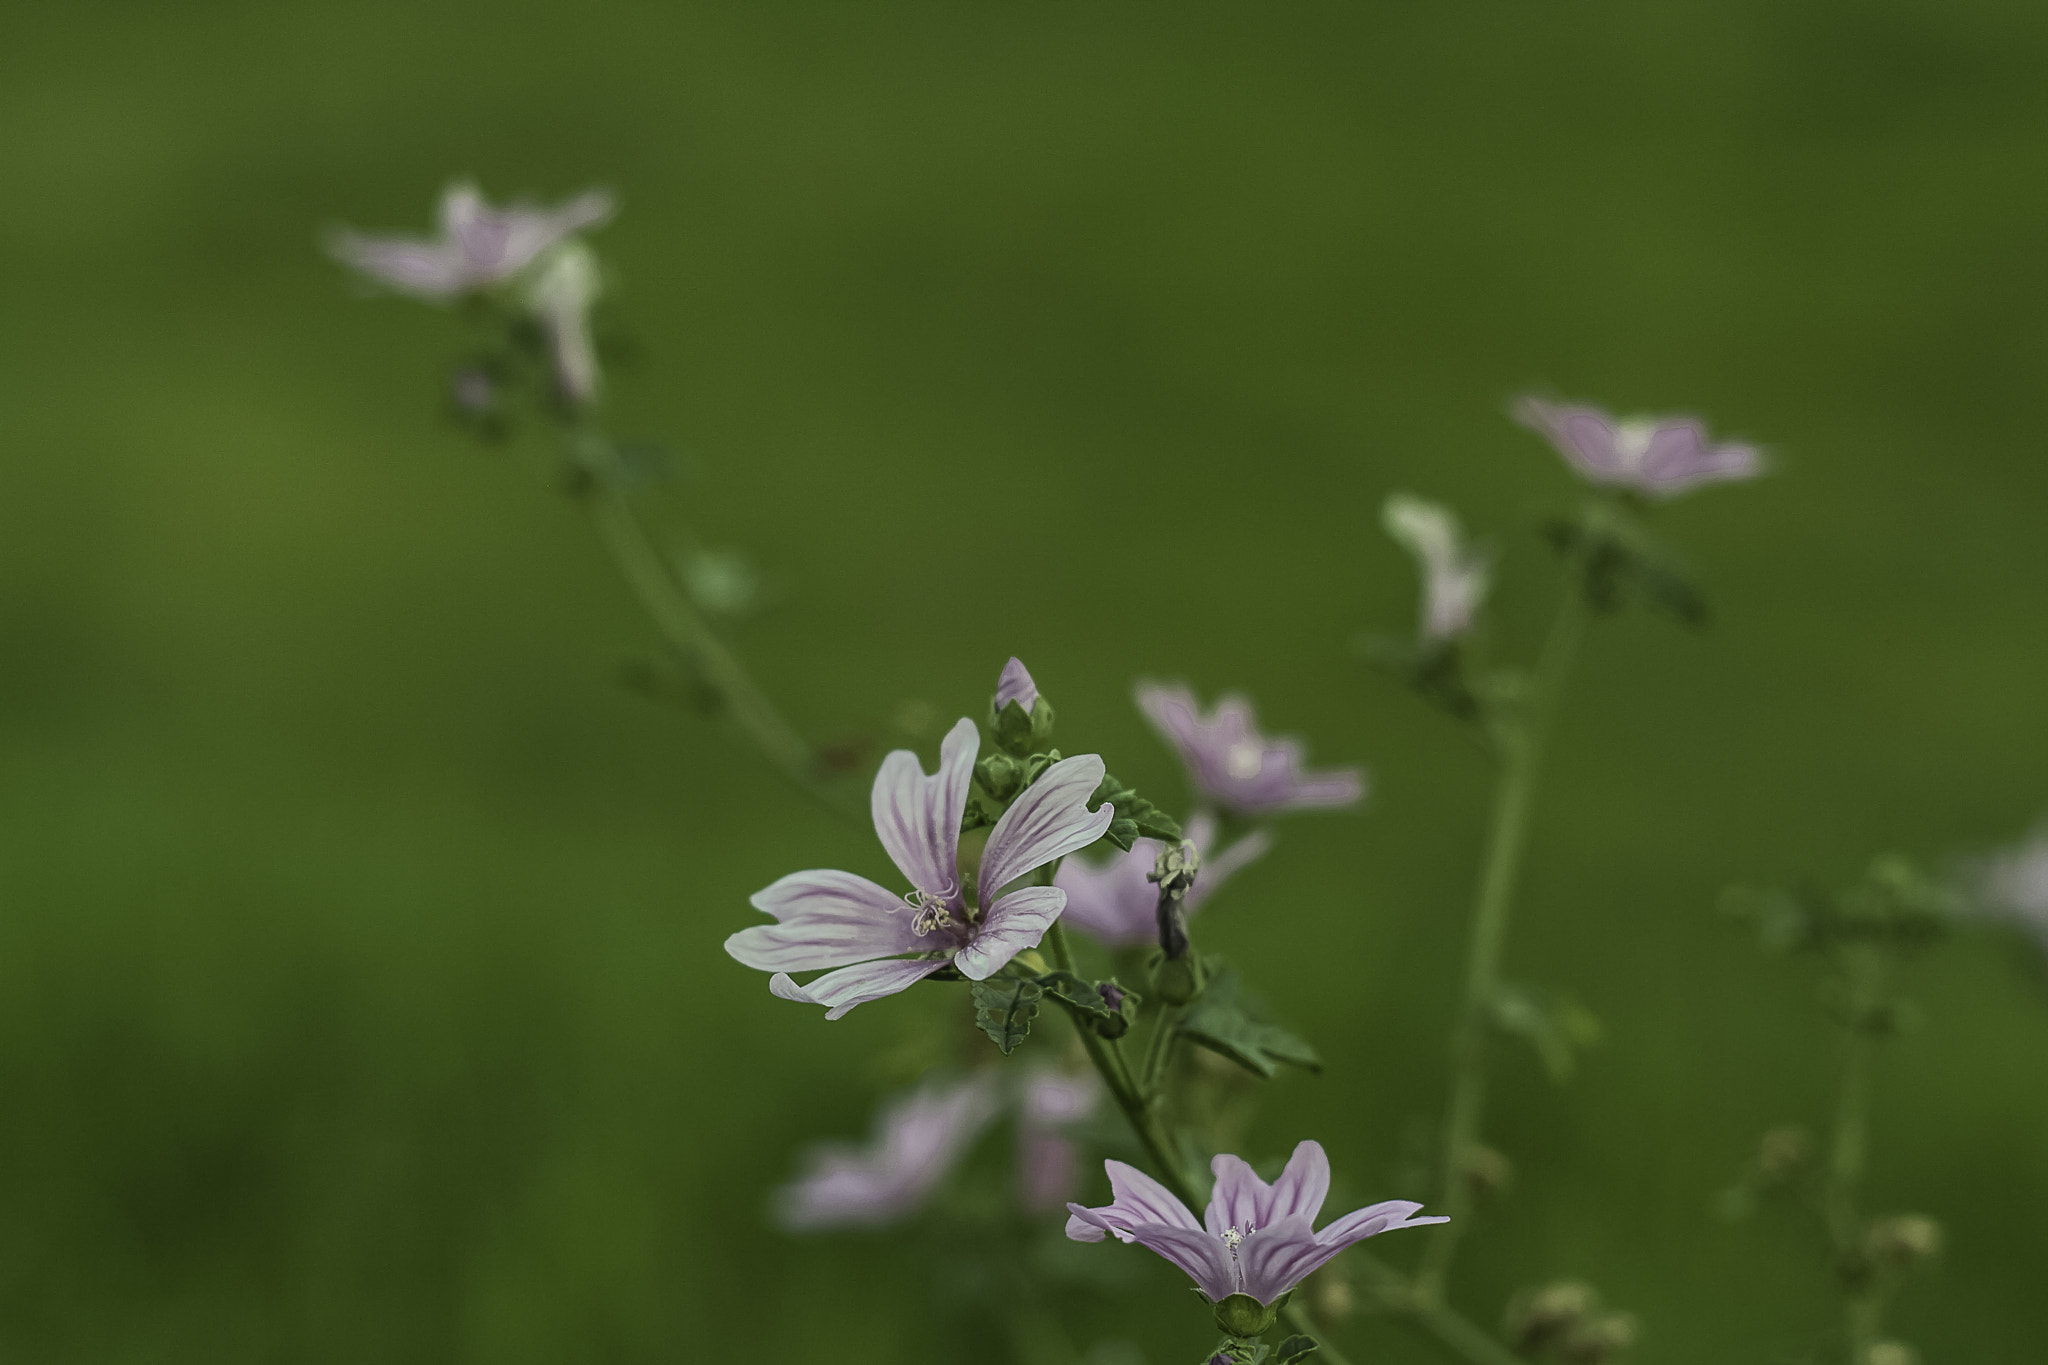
[1210,1290,1284,1338]
[1152,950,1207,1005]
[1864,1214,1943,1268]
[989,657,1055,757]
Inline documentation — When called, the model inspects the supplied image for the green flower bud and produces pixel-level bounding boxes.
[1210,1290,1286,1339]
[1153,950,1208,1006]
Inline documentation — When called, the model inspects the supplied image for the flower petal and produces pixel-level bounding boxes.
[1067,1158,1204,1243]
[1127,1224,1237,1301]
[1265,1141,1332,1227]
[1314,1199,1449,1248]
[726,869,927,972]
[871,717,977,901]
[994,657,1039,712]
[768,957,946,1020]
[953,886,1065,980]
[1053,840,1157,946]
[978,753,1113,900]
[777,1074,999,1230]
[1239,1215,1331,1304]
[1205,1153,1270,1237]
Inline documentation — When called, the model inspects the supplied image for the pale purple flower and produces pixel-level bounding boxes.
[1066,1141,1445,1305]
[328,182,614,300]
[1514,396,1763,499]
[1382,493,1490,643]
[995,656,1040,712]
[1969,822,2048,963]
[522,239,603,405]
[1137,685,1365,817]
[1017,1068,1101,1212]
[776,1073,1000,1230]
[726,716,1114,1018]
[1056,812,1273,948]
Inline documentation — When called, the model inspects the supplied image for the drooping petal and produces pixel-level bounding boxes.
[1205,1153,1269,1236]
[1264,1141,1332,1226]
[1126,1224,1238,1301]
[978,754,1112,901]
[726,869,928,972]
[870,717,976,903]
[994,657,1039,711]
[953,886,1066,980]
[768,957,946,1020]
[1067,1158,1204,1242]
[1314,1199,1448,1248]
[1238,1215,1332,1304]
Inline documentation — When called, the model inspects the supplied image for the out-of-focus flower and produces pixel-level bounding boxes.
[776,1074,1000,1230]
[1055,811,1272,948]
[522,238,604,405]
[1967,821,2048,964]
[726,714,1113,1018]
[1065,1141,1443,1309]
[1382,493,1490,643]
[1513,396,1763,499]
[1016,1067,1101,1212]
[328,182,614,300]
[1136,685,1364,817]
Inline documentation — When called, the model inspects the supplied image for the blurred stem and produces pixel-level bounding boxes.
[1828,945,1888,1365]
[1415,574,1590,1305]
[568,427,855,821]
[1140,1001,1184,1098]
[1047,921,1204,1211]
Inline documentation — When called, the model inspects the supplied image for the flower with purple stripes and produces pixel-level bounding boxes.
[1513,396,1763,499]
[1137,685,1364,817]
[726,716,1114,1018]
[1066,1141,1444,1307]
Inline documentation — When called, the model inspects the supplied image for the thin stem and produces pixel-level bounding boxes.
[1415,577,1590,1304]
[1828,946,1888,1365]
[1046,921,1204,1211]
[1140,1002,1184,1098]
[573,435,854,820]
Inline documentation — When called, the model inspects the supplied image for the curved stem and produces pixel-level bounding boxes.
[1828,946,1888,1365]
[1414,578,1589,1304]
[573,435,855,820]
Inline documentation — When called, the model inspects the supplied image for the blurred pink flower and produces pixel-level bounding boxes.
[1066,1141,1444,1305]
[777,1074,1000,1230]
[328,182,613,300]
[1383,493,1490,643]
[1971,822,2048,962]
[1514,396,1763,499]
[1055,811,1272,948]
[727,715,1113,1018]
[1016,1068,1101,1212]
[1137,685,1364,817]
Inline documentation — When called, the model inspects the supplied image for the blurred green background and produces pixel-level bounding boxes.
[3,1,2047,1360]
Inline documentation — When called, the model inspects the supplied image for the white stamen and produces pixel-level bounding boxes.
[1614,419,1657,471]
[903,888,955,936]
[1224,741,1264,781]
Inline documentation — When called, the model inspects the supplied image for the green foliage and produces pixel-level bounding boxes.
[1488,982,1603,1082]
[1723,856,1956,956]
[970,978,1042,1053]
[1092,772,1185,852]
[1544,499,1707,625]
[1179,968,1321,1078]
[1036,971,1142,1039]
[990,696,1057,757]
[1272,1333,1320,1364]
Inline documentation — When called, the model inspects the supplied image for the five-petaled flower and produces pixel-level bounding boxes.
[1066,1141,1444,1305]
[328,182,614,300]
[1383,493,1491,644]
[726,716,1114,1018]
[1513,396,1763,499]
[1056,812,1272,948]
[1137,685,1364,817]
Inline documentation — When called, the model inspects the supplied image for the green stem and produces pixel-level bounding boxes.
[575,437,854,820]
[1046,922,1204,1210]
[1414,578,1589,1304]
[1140,1001,1184,1097]
[1828,946,1887,1365]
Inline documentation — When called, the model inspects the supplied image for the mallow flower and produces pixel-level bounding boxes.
[726,716,1114,1018]
[1016,1068,1102,1212]
[1514,396,1763,499]
[1968,822,2048,964]
[1056,811,1272,948]
[328,181,614,300]
[1066,1141,1444,1318]
[1382,493,1490,644]
[1137,685,1364,817]
[777,1073,1000,1230]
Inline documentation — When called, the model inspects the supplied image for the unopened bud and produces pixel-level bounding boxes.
[1864,1215,1942,1268]
[1152,950,1207,1005]
[989,657,1056,756]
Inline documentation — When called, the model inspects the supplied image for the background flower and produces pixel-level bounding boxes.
[1514,396,1763,498]
[1137,685,1365,816]
[1056,811,1273,947]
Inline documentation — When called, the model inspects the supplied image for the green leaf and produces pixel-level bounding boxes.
[1273,1334,1320,1364]
[1178,967,1321,1079]
[1037,971,1142,1039]
[1487,983,1601,1082]
[1092,772,1185,852]
[970,978,1042,1054]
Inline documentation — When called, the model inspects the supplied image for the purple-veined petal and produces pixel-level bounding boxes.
[1052,840,1156,946]
[1065,1205,1113,1242]
[1314,1199,1448,1248]
[1067,1158,1204,1243]
[1205,1154,1269,1236]
[1265,1141,1332,1226]
[994,657,1039,711]
[1238,1215,1331,1304]
[871,717,976,903]
[1128,1224,1238,1301]
[978,753,1112,900]
[953,886,1065,980]
[726,869,928,972]
[768,957,946,1020]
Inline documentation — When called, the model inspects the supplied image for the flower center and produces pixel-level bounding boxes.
[1614,419,1657,470]
[904,887,956,936]
[1224,741,1264,781]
